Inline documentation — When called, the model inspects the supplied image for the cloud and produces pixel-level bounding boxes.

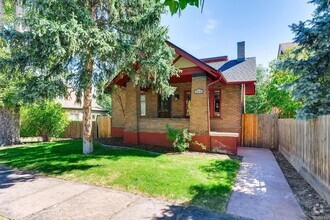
[203,19,217,34]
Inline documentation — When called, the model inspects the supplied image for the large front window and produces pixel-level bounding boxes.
[158,95,172,118]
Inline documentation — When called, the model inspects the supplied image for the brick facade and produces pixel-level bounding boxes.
[112,80,243,134]
[111,87,126,132]
[111,79,243,151]
[209,83,242,133]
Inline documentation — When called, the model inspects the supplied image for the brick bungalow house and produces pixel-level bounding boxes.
[109,41,256,154]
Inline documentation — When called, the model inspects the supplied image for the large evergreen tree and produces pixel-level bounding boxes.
[279,0,330,118]
[0,0,177,153]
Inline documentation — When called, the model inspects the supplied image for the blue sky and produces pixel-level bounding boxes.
[161,0,315,67]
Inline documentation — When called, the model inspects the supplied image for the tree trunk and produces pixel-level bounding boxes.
[82,58,94,154]
[0,107,20,146]
[42,133,50,142]
[0,0,4,26]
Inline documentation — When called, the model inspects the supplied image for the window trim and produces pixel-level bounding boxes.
[210,89,222,118]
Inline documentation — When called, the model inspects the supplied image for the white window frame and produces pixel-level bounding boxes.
[140,94,146,116]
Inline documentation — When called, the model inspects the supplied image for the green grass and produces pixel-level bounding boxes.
[0,140,239,212]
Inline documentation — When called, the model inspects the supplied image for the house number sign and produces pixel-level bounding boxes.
[194,88,204,94]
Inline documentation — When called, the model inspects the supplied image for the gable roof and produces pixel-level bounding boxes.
[109,41,256,88]
[57,92,108,112]
[166,41,220,79]
[278,42,298,57]
[205,57,256,83]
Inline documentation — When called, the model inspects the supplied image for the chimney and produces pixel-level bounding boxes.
[237,41,245,61]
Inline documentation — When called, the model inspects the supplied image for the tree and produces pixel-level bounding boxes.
[266,60,301,118]
[245,66,270,114]
[161,0,204,15]
[245,63,302,118]
[279,0,330,118]
[20,100,69,142]
[0,0,177,154]
[0,2,21,146]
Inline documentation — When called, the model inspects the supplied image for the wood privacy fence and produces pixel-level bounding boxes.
[278,116,330,204]
[62,116,111,139]
[242,114,278,149]
[242,114,330,204]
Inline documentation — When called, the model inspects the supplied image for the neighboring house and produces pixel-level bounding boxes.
[57,93,108,121]
[277,42,298,58]
[109,41,256,154]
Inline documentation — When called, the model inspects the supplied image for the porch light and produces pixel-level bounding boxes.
[174,94,180,100]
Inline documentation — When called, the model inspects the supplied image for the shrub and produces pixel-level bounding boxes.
[166,124,206,152]
[20,100,69,142]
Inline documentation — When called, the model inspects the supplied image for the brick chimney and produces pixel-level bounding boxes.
[237,41,245,61]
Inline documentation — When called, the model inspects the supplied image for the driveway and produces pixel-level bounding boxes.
[0,166,242,220]
[227,147,305,220]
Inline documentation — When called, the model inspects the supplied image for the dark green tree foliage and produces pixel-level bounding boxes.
[279,0,330,118]
[0,0,177,153]
[20,100,69,142]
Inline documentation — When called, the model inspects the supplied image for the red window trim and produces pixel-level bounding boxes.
[209,89,222,118]
[184,90,191,118]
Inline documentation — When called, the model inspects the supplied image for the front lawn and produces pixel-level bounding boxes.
[0,140,239,212]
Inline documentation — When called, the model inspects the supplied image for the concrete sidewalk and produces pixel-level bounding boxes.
[227,147,305,220]
[0,166,241,220]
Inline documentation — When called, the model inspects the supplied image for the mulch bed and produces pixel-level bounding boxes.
[95,137,242,161]
[273,151,330,219]
[95,137,176,154]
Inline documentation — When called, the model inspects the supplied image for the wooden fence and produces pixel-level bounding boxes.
[242,114,278,149]
[278,116,330,204]
[62,116,111,139]
[242,114,330,204]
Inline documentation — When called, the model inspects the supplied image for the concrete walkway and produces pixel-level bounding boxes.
[227,147,305,220]
[0,166,241,220]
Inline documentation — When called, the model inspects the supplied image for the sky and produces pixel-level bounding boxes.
[161,0,315,67]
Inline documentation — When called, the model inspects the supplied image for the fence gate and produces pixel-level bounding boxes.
[242,114,278,149]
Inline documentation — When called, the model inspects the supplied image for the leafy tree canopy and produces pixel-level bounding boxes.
[160,0,203,15]
[20,100,69,141]
[278,0,330,118]
[246,62,302,118]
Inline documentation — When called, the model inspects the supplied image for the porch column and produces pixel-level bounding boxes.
[123,81,139,144]
[189,74,210,151]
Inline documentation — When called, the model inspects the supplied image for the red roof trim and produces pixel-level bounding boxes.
[166,41,220,79]
[201,56,228,62]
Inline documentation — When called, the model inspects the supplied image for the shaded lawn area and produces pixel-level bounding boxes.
[0,140,239,212]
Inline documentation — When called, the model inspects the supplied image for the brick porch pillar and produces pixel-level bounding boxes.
[189,74,210,151]
[123,81,139,144]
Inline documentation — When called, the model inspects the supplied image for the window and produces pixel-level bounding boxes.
[210,90,221,117]
[158,95,172,118]
[140,94,146,116]
[184,91,191,117]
